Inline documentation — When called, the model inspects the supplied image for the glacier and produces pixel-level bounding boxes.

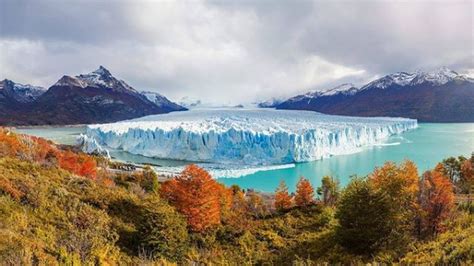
[81,109,418,166]
[77,133,110,158]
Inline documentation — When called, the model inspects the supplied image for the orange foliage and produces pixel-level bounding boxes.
[461,160,473,179]
[224,186,251,230]
[0,177,24,201]
[0,128,97,180]
[370,160,420,214]
[295,177,314,207]
[460,159,473,193]
[418,164,455,236]
[274,180,292,211]
[161,164,223,232]
[77,155,98,179]
[216,183,233,221]
[0,128,24,157]
[96,171,116,188]
[58,151,97,179]
[246,191,267,217]
[371,161,419,199]
[30,136,60,163]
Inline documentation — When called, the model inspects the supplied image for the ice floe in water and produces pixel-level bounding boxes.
[81,108,417,165]
[153,163,297,179]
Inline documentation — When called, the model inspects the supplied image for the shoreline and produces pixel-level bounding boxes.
[13,124,88,129]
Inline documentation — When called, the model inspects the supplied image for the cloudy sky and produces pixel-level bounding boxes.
[1,0,472,104]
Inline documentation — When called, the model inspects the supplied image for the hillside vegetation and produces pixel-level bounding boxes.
[0,128,472,264]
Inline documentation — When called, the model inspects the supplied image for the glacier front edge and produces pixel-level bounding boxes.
[82,109,418,166]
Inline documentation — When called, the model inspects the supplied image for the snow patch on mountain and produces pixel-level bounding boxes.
[54,76,88,88]
[141,91,173,106]
[257,97,285,108]
[0,79,46,103]
[81,109,417,166]
[280,67,472,105]
[53,66,138,93]
[361,66,472,90]
[140,91,187,111]
[321,83,359,96]
[282,83,359,105]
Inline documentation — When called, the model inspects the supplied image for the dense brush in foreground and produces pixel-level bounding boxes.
[0,128,472,264]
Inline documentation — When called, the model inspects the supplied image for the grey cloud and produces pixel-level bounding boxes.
[0,0,131,43]
[0,0,472,104]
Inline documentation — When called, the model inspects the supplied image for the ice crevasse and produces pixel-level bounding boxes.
[81,109,418,165]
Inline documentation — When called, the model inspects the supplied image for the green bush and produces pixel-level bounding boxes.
[138,194,189,261]
[335,178,394,255]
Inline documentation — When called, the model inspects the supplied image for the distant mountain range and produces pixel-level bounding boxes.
[178,96,203,109]
[256,98,285,108]
[140,91,187,112]
[272,67,474,122]
[3,66,472,125]
[0,79,46,104]
[0,66,186,125]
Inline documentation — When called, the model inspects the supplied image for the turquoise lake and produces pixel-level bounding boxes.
[15,123,474,193]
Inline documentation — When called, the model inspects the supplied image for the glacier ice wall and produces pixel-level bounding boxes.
[77,133,110,158]
[82,109,417,165]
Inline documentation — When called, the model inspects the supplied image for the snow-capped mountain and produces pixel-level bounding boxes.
[280,83,359,105]
[54,66,137,93]
[322,83,359,96]
[257,97,285,108]
[0,66,187,125]
[140,91,187,112]
[277,67,474,122]
[0,79,46,103]
[360,67,472,90]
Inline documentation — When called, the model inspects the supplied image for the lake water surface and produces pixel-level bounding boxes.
[15,123,474,192]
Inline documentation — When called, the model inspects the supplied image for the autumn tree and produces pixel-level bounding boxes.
[441,156,466,182]
[417,164,455,238]
[274,180,292,211]
[229,185,247,216]
[370,161,419,242]
[440,155,474,194]
[216,183,233,222]
[294,177,314,207]
[317,176,339,206]
[160,164,222,232]
[247,191,268,218]
[370,161,419,202]
[221,185,252,230]
[335,178,394,255]
[138,195,189,261]
[127,166,160,192]
[460,159,473,193]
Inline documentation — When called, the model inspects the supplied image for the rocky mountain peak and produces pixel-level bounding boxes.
[0,79,46,103]
[92,65,112,78]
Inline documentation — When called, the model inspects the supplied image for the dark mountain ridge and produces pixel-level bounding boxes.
[0,66,186,126]
[275,67,474,122]
[0,79,46,104]
[140,90,187,113]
